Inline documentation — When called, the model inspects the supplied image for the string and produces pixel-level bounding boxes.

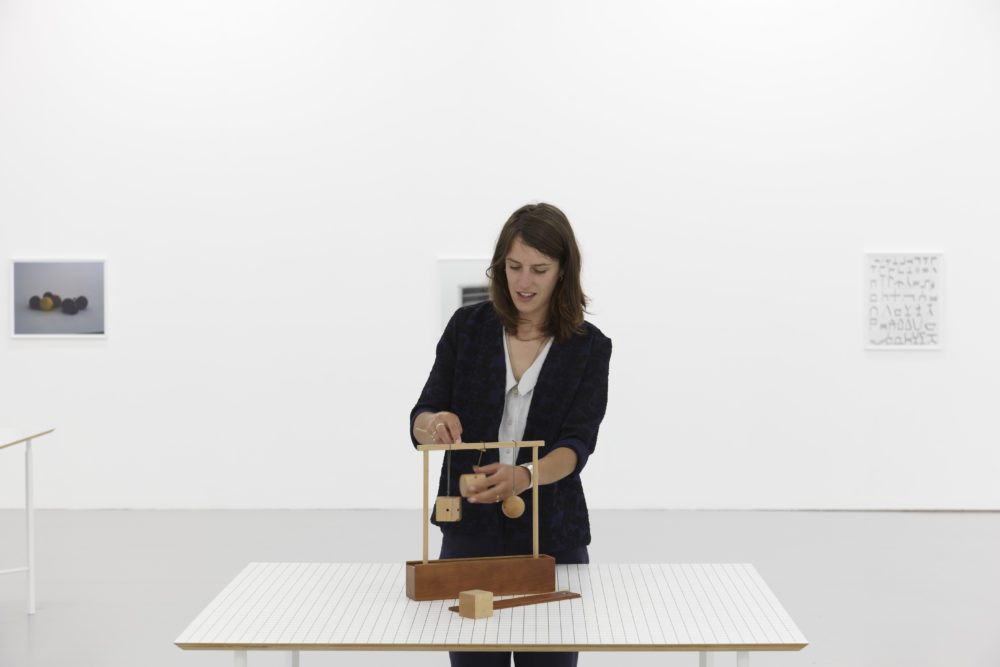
[511,441,518,496]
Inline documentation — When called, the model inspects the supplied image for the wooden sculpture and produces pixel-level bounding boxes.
[406,440,556,601]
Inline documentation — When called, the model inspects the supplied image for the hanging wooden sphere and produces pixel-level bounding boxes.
[501,495,525,519]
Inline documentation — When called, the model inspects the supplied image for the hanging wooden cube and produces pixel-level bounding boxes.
[435,496,461,522]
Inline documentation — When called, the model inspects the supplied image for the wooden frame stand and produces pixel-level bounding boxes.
[410,441,552,601]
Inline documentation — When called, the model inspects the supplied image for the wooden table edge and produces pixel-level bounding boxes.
[175,642,808,652]
[0,428,55,450]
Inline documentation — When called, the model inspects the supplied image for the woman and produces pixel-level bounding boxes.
[410,202,611,667]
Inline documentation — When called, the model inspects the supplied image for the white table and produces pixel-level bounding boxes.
[176,562,807,666]
[0,427,54,614]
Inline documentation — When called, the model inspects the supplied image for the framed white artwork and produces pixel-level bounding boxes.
[437,258,491,331]
[11,259,107,338]
[865,252,942,350]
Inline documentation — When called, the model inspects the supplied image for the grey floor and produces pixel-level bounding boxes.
[1,510,998,667]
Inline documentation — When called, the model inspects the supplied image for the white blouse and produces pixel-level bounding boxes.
[498,333,553,467]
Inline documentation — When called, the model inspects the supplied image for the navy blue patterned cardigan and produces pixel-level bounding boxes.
[410,301,611,554]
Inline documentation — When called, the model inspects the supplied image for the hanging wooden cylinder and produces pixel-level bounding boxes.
[459,473,486,498]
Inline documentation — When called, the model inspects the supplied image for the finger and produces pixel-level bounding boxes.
[465,472,498,495]
[467,473,507,500]
[439,414,462,444]
[429,415,445,443]
[435,425,448,444]
[433,414,455,444]
[473,463,501,474]
[468,477,512,504]
[467,487,506,504]
[485,465,516,486]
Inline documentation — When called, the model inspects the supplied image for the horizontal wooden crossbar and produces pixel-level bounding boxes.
[416,440,545,452]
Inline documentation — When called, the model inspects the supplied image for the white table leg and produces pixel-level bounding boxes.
[737,651,749,667]
[26,439,35,615]
[699,652,714,667]
[234,650,247,666]
[286,651,300,667]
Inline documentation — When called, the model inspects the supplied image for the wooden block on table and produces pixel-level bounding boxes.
[459,474,486,498]
[458,589,493,619]
[435,496,461,522]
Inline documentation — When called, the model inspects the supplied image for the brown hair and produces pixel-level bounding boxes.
[488,203,588,344]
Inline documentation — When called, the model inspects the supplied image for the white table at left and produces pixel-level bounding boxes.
[0,427,54,614]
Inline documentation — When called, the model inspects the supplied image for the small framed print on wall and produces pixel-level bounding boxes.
[865,252,942,350]
[437,258,491,331]
[11,259,107,337]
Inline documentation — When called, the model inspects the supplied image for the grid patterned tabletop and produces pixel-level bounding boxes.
[175,562,807,652]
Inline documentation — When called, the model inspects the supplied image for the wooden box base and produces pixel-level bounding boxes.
[406,555,556,601]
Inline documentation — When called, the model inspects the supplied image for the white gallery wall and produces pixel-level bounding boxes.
[1,0,998,510]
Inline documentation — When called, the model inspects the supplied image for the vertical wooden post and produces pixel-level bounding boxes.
[423,449,429,564]
[532,444,539,558]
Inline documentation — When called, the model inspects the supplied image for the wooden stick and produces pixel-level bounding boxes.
[416,440,545,452]
[423,449,429,564]
[532,444,539,558]
[448,590,580,613]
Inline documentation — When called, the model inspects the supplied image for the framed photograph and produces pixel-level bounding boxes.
[865,252,942,350]
[11,259,107,337]
[437,258,491,331]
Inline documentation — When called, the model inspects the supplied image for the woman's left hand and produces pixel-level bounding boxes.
[466,463,529,504]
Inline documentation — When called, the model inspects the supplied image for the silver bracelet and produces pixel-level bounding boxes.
[519,463,534,490]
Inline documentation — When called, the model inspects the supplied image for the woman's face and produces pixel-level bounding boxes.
[504,235,561,325]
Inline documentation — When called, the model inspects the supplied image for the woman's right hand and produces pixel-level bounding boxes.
[416,411,463,445]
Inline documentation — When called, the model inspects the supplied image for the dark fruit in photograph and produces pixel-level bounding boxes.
[43,291,53,298]
[62,299,78,315]
[51,294,62,308]
[76,296,88,310]
[39,296,54,311]
[29,296,41,309]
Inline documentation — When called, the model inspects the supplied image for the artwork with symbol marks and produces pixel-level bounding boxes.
[865,253,942,349]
